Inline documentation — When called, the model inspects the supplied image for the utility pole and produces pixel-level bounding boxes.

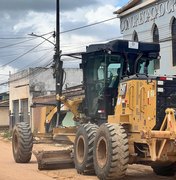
[56,0,60,56]
[54,0,63,127]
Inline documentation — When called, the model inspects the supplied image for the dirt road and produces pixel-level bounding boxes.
[0,136,175,180]
[0,137,53,180]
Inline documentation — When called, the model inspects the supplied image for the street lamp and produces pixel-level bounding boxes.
[28,32,55,46]
[29,0,62,127]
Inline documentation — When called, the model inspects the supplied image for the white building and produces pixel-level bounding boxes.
[9,67,82,129]
[114,0,176,75]
[0,93,9,128]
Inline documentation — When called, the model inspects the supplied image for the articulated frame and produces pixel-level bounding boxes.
[56,95,83,121]
[141,108,176,162]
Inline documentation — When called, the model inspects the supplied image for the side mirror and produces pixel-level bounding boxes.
[157,55,161,60]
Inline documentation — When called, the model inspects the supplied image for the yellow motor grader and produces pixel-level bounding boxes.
[12,39,176,179]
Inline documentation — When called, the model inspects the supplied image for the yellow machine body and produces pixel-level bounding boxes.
[109,77,176,163]
[109,78,157,131]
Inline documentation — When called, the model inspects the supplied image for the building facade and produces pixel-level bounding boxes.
[0,92,9,128]
[9,68,56,129]
[9,67,83,130]
[115,0,176,75]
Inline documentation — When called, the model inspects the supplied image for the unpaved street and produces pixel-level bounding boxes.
[0,137,53,180]
[0,136,175,180]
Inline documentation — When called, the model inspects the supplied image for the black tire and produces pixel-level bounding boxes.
[152,163,175,176]
[74,123,98,174]
[12,122,33,163]
[93,123,129,180]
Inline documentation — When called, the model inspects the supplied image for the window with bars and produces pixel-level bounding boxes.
[153,24,160,70]
[172,18,176,66]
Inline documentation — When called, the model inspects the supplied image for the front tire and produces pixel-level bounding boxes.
[74,123,98,174]
[93,123,129,179]
[12,122,33,163]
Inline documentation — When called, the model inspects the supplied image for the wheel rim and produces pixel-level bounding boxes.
[96,137,108,168]
[13,132,19,154]
[76,135,86,164]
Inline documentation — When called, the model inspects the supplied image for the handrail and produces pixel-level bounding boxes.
[129,85,134,110]
[140,87,145,113]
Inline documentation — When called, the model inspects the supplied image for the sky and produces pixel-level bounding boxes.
[0,0,128,91]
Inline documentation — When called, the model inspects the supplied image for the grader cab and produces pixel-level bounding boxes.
[12,39,176,179]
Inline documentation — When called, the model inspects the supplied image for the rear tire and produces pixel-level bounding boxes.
[74,123,98,174]
[93,123,129,180]
[12,122,33,163]
[151,163,175,176]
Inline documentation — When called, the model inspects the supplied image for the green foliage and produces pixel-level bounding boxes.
[1,130,12,140]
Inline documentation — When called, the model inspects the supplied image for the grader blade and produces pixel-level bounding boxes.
[33,149,74,170]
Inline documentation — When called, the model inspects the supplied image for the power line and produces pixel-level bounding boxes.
[20,50,54,70]
[0,58,54,86]
[0,16,175,52]
[0,35,53,68]
[0,48,53,58]
[0,17,175,74]
[60,21,174,48]
[0,40,175,86]
[0,31,54,40]
[0,37,37,49]
[0,17,116,50]
[59,23,176,53]
[0,18,171,57]
[0,16,119,78]
[59,22,176,51]
[60,17,117,34]
[0,37,34,40]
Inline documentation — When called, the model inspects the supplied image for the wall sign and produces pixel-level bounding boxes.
[121,0,176,32]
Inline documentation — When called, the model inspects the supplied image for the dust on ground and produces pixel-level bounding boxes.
[0,135,175,180]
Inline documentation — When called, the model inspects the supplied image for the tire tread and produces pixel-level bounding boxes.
[74,123,98,174]
[94,123,129,179]
[12,122,33,163]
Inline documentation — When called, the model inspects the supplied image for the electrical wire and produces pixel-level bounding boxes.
[0,17,175,50]
[0,31,54,40]
[20,50,54,70]
[60,17,117,34]
[0,58,54,86]
[52,21,176,53]
[1,19,176,84]
[0,16,117,41]
[0,21,175,57]
[0,50,54,86]
[0,38,175,86]
[0,37,37,49]
[0,48,53,58]
[59,22,176,52]
[0,37,34,40]
[0,35,53,68]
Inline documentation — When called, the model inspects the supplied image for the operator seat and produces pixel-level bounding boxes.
[109,68,121,89]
